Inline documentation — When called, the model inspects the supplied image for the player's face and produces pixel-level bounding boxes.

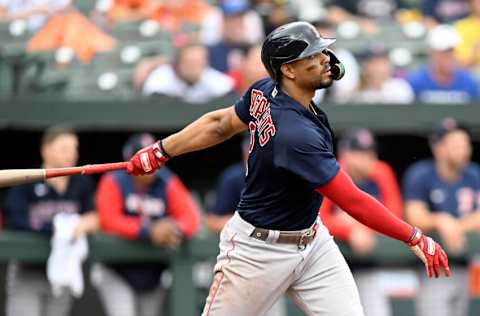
[289,50,333,90]
[438,130,472,170]
[430,49,457,75]
[42,134,79,168]
[342,150,377,179]
[177,46,208,85]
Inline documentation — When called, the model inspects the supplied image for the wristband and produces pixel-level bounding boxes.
[406,227,422,246]
[159,139,172,159]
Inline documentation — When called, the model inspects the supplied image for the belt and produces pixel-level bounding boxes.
[249,224,318,249]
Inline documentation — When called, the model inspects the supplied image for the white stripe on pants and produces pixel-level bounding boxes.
[6,261,72,316]
[91,263,165,316]
[202,212,365,316]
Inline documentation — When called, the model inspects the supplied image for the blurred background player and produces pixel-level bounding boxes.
[403,117,480,316]
[320,128,403,316]
[93,133,200,316]
[407,24,479,104]
[205,135,287,316]
[3,126,98,316]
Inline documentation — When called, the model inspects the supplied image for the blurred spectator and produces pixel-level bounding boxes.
[27,9,116,63]
[203,0,264,46]
[227,44,268,94]
[142,43,234,103]
[207,0,264,73]
[205,136,287,316]
[253,0,297,35]
[0,0,71,32]
[454,0,480,76]
[403,117,480,316]
[103,0,153,24]
[93,133,200,316]
[320,128,403,316]
[330,0,405,20]
[407,24,479,103]
[3,126,98,316]
[149,0,214,36]
[312,21,360,104]
[350,47,414,104]
[422,0,470,27]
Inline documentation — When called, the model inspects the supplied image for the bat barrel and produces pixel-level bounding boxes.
[0,169,46,188]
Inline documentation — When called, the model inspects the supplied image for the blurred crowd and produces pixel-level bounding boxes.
[1,117,480,316]
[0,0,479,103]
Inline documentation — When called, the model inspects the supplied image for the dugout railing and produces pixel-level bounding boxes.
[0,231,479,316]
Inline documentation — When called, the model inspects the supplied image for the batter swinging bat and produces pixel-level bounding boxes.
[0,162,128,188]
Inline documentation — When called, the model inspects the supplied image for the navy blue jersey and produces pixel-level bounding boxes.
[4,175,95,234]
[402,159,480,218]
[209,162,245,216]
[235,78,339,230]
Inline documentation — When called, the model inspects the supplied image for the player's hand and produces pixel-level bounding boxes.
[127,140,170,176]
[407,227,450,278]
[348,226,376,255]
[435,213,465,255]
[150,218,182,248]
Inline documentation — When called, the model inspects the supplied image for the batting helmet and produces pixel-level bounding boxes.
[261,21,345,81]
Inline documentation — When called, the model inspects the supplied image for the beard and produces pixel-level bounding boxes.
[312,75,333,90]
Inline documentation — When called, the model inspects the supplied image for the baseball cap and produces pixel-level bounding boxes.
[338,128,377,152]
[358,44,388,61]
[426,24,460,51]
[220,0,250,16]
[122,133,156,161]
[429,117,470,146]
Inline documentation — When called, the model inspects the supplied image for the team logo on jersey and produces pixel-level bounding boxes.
[125,194,166,217]
[249,89,276,147]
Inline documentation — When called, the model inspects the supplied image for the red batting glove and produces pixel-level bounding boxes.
[407,227,451,278]
[127,140,170,176]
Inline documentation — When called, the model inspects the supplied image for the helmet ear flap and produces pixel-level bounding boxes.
[326,48,345,80]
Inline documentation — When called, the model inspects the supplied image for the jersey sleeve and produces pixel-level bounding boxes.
[402,164,430,204]
[4,186,32,231]
[79,176,95,213]
[319,198,354,240]
[165,175,200,238]
[371,161,403,218]
[274,129,340,188]
[234,86,252,124]
[96,174,145,240]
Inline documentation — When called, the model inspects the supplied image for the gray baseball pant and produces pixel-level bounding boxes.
[6,261,72,316]
[202,212,365,316]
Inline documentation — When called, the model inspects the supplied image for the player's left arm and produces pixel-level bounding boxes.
[127,106,248,175]
[459,212,480,232]
[316,169,450,278]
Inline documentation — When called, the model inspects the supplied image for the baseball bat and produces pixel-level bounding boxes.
[0,162,128,188]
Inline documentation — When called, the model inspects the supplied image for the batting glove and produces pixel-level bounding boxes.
[127,140,170,176]
[407,227,451,278]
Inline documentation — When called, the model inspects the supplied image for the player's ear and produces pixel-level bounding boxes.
[280,63,296,80]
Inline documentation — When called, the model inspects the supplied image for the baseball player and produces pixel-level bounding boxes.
[126,21,450,316]
[3,126,98,316]
[403,118,480,316]
[320,128,403,316]
[93,133,200,316]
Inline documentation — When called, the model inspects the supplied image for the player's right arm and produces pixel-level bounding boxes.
[163,106,247,157]
[127,106,247,175]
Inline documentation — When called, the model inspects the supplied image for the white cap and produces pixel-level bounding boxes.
[426,24,460,51]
